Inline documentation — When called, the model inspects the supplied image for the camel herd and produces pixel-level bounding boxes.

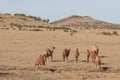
[35,45,101,71]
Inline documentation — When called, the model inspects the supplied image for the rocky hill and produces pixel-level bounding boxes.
[0,13,50,31]
[0,13,120,31]
[51,15,120,29]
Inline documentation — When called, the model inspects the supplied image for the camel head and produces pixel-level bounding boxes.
[52,46,55,49]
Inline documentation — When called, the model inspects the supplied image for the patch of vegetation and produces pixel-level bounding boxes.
[10,23,23,30]
[14,13,50,22]
[70,30,78,36]
[101,32,112,35]
[14,13,42,21]
[52,26,71,32]
[30,29,42,31]
[100,31,119,36]
[1,28,9,30]
[112,31,118,35]
[37,26,44,28]
[14,13,26,16]
[42,19,49,23]
[71,30,77,33]
[28,15,42,21]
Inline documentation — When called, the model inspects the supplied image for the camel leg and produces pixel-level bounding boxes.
[63,55,65,61]
[45,56,47,62]
[66,56,68,61]
[87,56,89,62]
[99,64,101,71]
[51,55,53,61]
[76,56,78,62]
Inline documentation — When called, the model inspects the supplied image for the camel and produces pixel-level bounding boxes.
[63,48,71,61]
[92,45,99,55]
[94,56,101,71]
[34,55,45,68]
[85,49,90,62]
[75,48,79,62]
[41,48,49,62]
[91,50,98,63]
[47,47,55,61]
[42,47,55,62]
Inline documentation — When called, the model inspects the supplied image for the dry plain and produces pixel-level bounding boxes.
[0,29,120,80]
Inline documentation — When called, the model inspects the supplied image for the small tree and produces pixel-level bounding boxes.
[43,19,49,23]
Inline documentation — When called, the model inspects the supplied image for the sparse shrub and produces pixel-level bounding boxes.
[101,31,119,36]
[14,13,26,16]
[71,30,77,33]
[32,25,36,28]
[112,31,118,35]
[28,15,41,21]
[63,28,69,32]
[16,13,22,16]
[28,25,33,28]
[1,28,9,30]
[42,19,49,23]
[18,27,22,30]
[31,29,42,31]
[11,23,23,30]
[52,26,70,32]
[37,26,44,28]
[101,32,111,35]
[14,13,42,21]
[70,30,77,36]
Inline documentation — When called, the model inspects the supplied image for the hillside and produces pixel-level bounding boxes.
[51,15,120,29]
[0,13,50,31]
[0,13,120,31]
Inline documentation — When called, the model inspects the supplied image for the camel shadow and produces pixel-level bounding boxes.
[52,60,63,62]
[100,56,108,58]
[82,60,88,62]
[102,66,110,71]
[0,72,10,76]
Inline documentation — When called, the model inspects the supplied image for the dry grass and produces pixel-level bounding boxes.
[0,29,120,80]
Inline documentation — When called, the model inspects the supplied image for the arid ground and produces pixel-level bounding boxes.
[0,29,120,80]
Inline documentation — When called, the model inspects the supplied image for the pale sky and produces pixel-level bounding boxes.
[0,0,120,24]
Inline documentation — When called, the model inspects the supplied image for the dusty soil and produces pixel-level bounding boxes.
[0,29,120,80]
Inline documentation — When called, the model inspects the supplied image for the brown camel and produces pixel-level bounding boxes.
[35,55,45,68]
[41,48,49,62]
[85,49,90,62]
[42,47,55,62]
[94,56,101,71]
[75,48,79,62]
[47,47,55,61]
[63,48,71,61]
[92,45,99,55]
[91,51,98,63]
